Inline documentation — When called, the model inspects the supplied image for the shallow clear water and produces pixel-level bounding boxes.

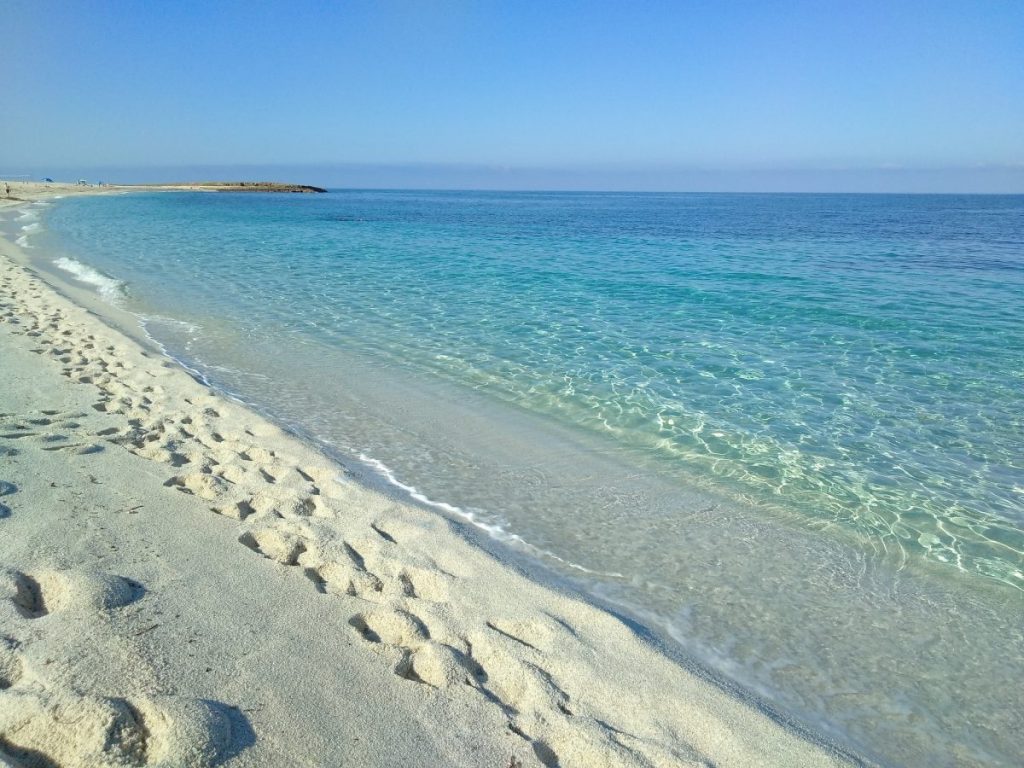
[17,191,1024,766]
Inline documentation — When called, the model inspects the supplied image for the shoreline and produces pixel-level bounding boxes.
[3,180,325,198]
[0,181,858,765]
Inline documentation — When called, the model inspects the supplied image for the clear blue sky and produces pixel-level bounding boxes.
[2,0,1022,191]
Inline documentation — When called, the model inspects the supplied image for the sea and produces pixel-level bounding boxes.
[4,190,1022,766]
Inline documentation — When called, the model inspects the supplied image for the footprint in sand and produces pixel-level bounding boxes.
[0,562,244,767]
[344,601,692,768]
[1,569,144,620]
[0,689,237,768]
[0,638,23,691]
[0,411,104,456]
[0,481,14,519]
[238,526,309,567]
[238,524,394,602]
[348,607,487,690]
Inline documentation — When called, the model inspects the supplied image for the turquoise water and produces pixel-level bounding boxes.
[14,191,1024,765]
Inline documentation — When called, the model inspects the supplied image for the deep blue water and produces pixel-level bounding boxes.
[18,191,1024,766]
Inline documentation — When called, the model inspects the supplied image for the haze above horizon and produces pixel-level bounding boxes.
[2,0,1022,192]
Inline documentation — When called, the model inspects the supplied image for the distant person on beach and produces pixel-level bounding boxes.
[4,183,9,197]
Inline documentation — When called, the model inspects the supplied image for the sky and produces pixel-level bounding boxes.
[2,0,1022,192]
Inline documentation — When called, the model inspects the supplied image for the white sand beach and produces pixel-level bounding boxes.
[0,182,856,767]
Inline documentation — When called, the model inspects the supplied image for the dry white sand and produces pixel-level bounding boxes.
[0,182,857,766]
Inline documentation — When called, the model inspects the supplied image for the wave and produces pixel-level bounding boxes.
[11,208,43,248]
[138,314,202,337]
[53,257,125,302]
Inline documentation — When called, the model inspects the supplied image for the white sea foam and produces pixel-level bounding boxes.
[16,210,38,221]
[53,257,124,302]
[14,220,44,248]
[356,452,623,578]
[138,314,202,337]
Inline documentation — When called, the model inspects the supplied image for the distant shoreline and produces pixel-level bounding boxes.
[125,181,328,193]
[1,180,326,203]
